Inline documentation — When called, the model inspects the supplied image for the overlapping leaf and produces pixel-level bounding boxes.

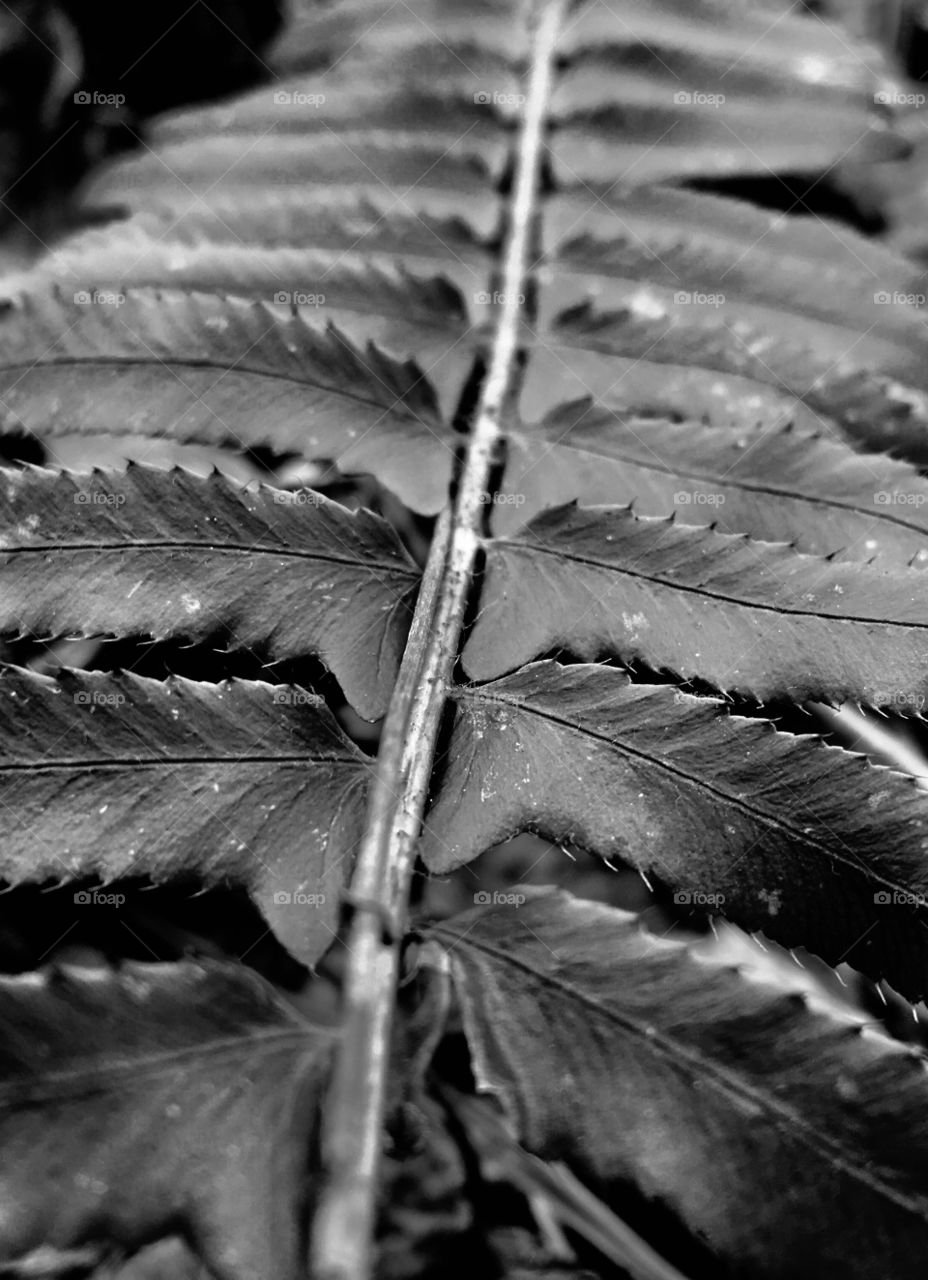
[0,666,370,963]
[8,199,496,320]
[3,6,529,505]
[0,466,418,719]
[0,961,334,1280]
[0,291,455,513]
[520,185,928,465]
[425,890,928,1279]
[422,661,928,996]
[269,0,528,80]
[547,1,905,184]
[499,401,928,562]
[465,506,928,707]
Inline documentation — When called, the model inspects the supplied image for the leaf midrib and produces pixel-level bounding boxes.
[0,755,363,772]
[0,539,418,576]
[0,1024,325,1105]
[493,538,927,626]
[520,430,928,542]
[0,355,428,417]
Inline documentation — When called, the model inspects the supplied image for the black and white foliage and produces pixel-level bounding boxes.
[0,1,927,1278]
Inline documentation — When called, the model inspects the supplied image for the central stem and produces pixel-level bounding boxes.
[308,3,564,1276]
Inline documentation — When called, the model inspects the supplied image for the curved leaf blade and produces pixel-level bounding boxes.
[425,889,928,1280]
[0,466,418,719]
[498,402,928,564]
[548,1,905,184]
[422,661,928,996]
[0,290,457,515]
[465,506,928,707]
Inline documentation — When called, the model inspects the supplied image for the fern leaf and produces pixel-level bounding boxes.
[465,506,928,707]
[549,0,906,183]
[500,403,928,564]
[521,300,928,466]
[0,960,334,1280]
[0,665,370,963]
[0,466,417,719]
[425,889,928,1280]
[0,291,455,515]
[421,661,928,996]
[545,185,920,341]
[2,259,478,427]
[14,198,495,313]
[83,128,504,223]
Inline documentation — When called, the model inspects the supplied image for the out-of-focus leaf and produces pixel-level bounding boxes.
[425,889,928,1279]
[0,960,334,1280]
